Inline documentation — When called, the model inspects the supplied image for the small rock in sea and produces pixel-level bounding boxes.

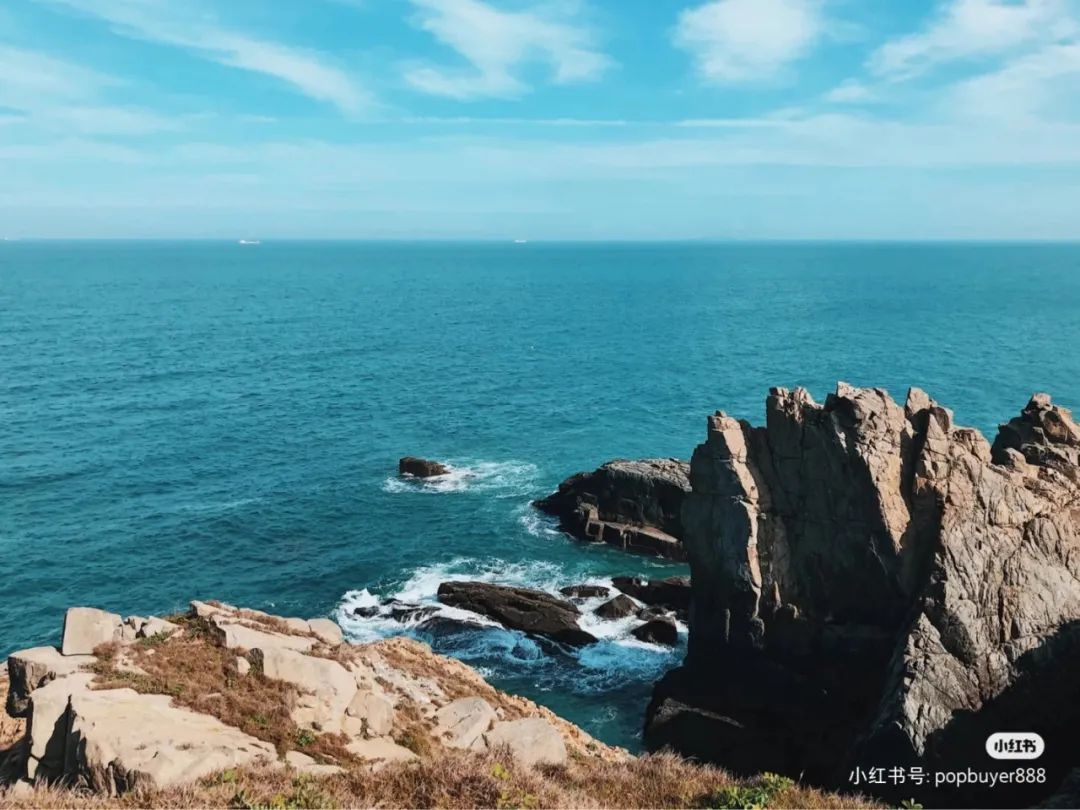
[612,575,690,615]
[558,584,610,599]
[595,595,638,620]
[399,456,450,478]
[631,617,678,646]
[388,602,439,623]
[352,605,380,618]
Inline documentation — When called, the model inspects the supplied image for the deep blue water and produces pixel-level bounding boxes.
[2,241,1079,750]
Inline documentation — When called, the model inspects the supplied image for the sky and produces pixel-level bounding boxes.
[3,0,1080,240]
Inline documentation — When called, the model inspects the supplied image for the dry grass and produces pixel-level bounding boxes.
[0,747,878,809]
[89,617,355,767]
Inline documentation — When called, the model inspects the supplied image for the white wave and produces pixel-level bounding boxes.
[516,505,561,538]
[382,460,539,497]
[336,559,685,675]
[394,557,567,601]
[174,497,262,514]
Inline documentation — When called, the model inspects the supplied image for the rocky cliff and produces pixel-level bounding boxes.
[1,602,863,809]
[534,459,690,559]
[645,384,1080,807]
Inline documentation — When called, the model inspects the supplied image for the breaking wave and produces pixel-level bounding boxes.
[382,460,539,498]
[335,556,685,698]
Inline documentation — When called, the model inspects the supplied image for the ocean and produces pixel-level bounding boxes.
[2,241,1079,751]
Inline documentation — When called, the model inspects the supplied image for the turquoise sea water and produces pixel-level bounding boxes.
[3,241,1079,750]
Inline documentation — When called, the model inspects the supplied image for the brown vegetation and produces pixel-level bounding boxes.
[89,617,355,766]
[1,747,875,809]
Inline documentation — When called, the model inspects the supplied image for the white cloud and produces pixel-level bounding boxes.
[870,0,1078,80]
[42,0,372,114]
[0,45,184,134]
[673,0,825,83]
[824,79,876,103]
[0,45,117,106]
[404,0,611,99]
[949,42,1080,120]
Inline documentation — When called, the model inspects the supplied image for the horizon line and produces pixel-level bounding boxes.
[5,237,1080,245]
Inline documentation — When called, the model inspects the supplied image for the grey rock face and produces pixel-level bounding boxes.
[534,459,690,559]
[646,384,1080,807]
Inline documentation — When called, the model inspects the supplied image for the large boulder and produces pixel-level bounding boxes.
[345,690,395,738]
[436,582,597,646]
[534,459,690,559]
[485,718,567,767]
[631,617,678,646]
[6,647,94,717]
[61,608,121,655]
[307,618,344,646]
[63,688,276,795]
[433,696,496,749]
[612,575,691,616]
[595,595,638,620]
[255,646,356,732]
[646,385,1080,807]
[399,457,449,478]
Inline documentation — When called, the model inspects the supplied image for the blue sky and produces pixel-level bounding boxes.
[2,0,1080,239]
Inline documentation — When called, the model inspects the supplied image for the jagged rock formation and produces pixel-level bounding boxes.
[534,459,690,559]
[646,384,1080,807]
[437,582,597,646]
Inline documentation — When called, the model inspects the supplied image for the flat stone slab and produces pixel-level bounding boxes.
[346,736,418,766]
[485,718,567,767]
[66,688,277,794]
[212,616,315,653]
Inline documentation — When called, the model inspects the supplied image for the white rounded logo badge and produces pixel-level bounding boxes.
[986,732,1044,760]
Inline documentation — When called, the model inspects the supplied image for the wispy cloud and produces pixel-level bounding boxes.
[0,44,116,106]
[673,0,826,84]
[0,44,182,135]
[404,0,611,100]
[869,0,1078,80]
[948,41,1080,121]
[42,0,372,114]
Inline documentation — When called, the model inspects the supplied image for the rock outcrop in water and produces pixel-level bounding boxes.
[645,384,1080,807]
[534,459,690,559]
[398,456,450,478]
[436,582,597,647]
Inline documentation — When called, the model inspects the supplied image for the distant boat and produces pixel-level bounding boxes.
[238,239,261,246]
[513,239,528,244]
